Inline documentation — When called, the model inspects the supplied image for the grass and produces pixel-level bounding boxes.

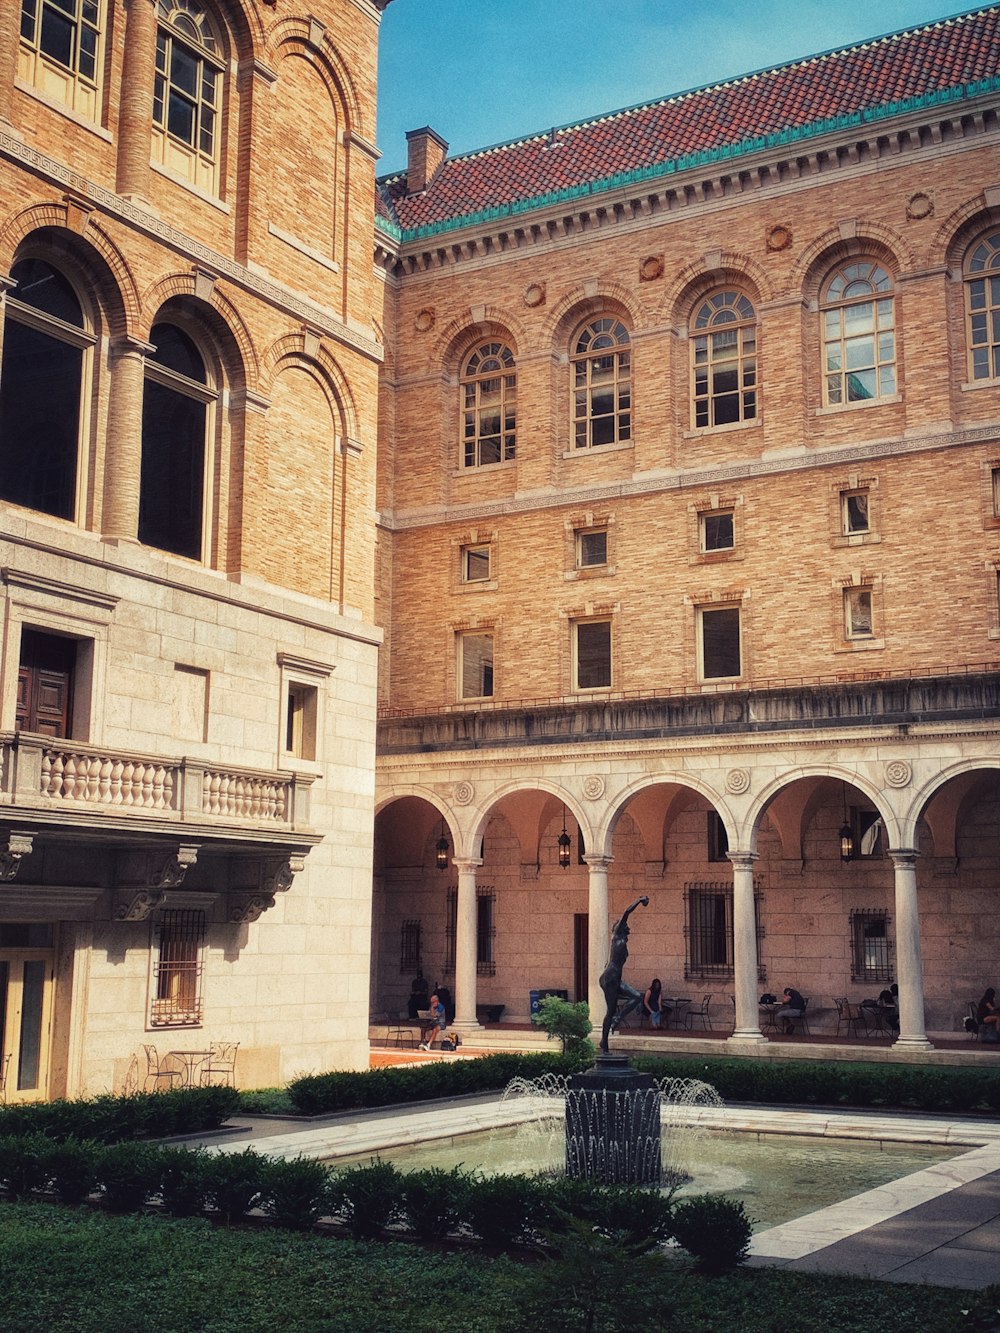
[0,1201,989,1333]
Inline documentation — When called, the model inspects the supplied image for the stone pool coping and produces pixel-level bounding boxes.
[203,1097,1000,1284]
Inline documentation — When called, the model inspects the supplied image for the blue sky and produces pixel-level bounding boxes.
[375,0,975,175]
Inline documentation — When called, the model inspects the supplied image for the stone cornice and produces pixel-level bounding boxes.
[379,422,1000,532]
[0,130,383,365]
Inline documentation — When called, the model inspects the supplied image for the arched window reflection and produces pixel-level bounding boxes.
[691,290,757,428]
[821,261,896,405]
[571,317,631,449]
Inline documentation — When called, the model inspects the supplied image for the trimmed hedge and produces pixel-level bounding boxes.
[0,1085,239,1143]
[631,1054,1000,1112]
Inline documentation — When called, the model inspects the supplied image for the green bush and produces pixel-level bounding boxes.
[42,1136,99,1206]
[94,1141,161,1213]
[158,1144,211,1217]
[400,1166,472,1241]
[261,1155,333,1231]
[0,1084,239,1144]
[532,996,596,1061]
[0,1132,51,1200]
[327,1160,402,1239]
[203,1147,267,1226]
[464,1171,542,1248]
[669,1193,754,1274]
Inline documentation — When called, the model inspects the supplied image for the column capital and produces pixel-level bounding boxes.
[110,335,155,362]
[452,858,482,875]
[582,854,614,872]
[727,850,758,871]
[889,848,920,869]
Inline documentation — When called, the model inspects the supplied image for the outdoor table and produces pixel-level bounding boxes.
[759,1002,780,1032]
[166,1049,213,1087]
[662,997,692,1028]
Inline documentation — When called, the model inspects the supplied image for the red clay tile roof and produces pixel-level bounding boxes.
[377,6,1000,239]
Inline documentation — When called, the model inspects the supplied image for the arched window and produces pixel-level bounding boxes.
[139,322,214,560]
[18,0,104,119]
[691,290,757,428]
[821,261,896,405]
[0,258,94,521]
[965,232,1000,382]
[152,0,223,193]
[461,342,516,467]
[571,318,631,449]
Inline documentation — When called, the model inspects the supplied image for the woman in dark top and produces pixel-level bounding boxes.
[977,987,1000,1037]
[643,978,664,1028]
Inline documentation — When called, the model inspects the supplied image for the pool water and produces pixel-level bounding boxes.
[334,1126,960,1232]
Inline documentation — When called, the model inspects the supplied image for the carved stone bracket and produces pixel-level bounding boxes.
[228,853,307,923]
[0,832,33,882]
[114,844,200,919]
[150,844,200,888]
[263,854,305,896]
[229,894,274,924]
[115,889,165,922]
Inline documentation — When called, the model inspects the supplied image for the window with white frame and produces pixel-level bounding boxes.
[849,908,893,983]
[574,618,611,690]
[150,908,205,1027]
[965,231,1000,382]
[699,605,741,681]
[571,318,631,449]
[140,321,215,561]
[461,543,491,583]
[19,0,104,119]
[844,586,873,639]
[841,489,870,535]
[691,290,757,428]
[700,509,735,553]
[457,631,494,700]
[0,258,94,523]
[821,261,896,406]
[152,0,224,194]
[576,528,608,569]
[461,342,516,468]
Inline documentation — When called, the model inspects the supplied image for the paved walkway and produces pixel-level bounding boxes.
[191,1094,1000,1290]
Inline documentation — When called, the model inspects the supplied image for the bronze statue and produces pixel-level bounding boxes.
[598,895,649,1052]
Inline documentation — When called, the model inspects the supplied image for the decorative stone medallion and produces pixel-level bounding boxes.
[639,255,664,282]
[583,775,605,800]
[906,192,933,220]
[725,767,751,794]
[453,780,475,805]
[414,308,435,332]
[523,282,546,308]
[766,224,792,252]
[884,760,912,789]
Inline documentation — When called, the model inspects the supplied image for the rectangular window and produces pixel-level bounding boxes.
[700,510,734,552]
[844,587,873,639]
[477,886,496,976]
[850,807,884,859]
[849,909,893,983]
[150,909,205,1027]
[458,632,494,700]
[993,467,1000,518]
[399,919,421,975]
[574,619,611,690]
[707,810,729,863]
[285,682,318,759]
[462,544,491,583]
[700,606,741,680]
[684,881,764,981]
[576,529,608,568]
[842,490,870,535]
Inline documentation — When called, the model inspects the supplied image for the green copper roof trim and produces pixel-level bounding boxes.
[388,75,1000,245]
[376,213,402,241]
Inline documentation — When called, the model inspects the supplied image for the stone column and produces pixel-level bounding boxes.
[728,851,767,1044]
[450,858,483,1034]
[116,0,158,202]
[102,336,153,542]
[891,848,933,1051]
[584,855,613,1034]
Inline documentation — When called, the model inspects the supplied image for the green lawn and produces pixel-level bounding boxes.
[0,1201,989,1333]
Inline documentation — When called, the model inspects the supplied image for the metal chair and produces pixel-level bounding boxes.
[143,1044,183,1092]
[385,1012,417,1049]
[686,994,713,1030]
[967,1001,981,1040]
[841,1002,868,1039]
[832,997,848,1036]
[198,1041,239,1087]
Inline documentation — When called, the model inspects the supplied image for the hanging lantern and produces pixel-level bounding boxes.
[839,782,854,861]
[435,821,449,871]
[558,805,572,870]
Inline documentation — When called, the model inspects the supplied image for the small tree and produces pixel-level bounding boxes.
[532,996,595,1061]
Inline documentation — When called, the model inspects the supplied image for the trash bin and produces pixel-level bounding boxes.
[529,989,542,1016]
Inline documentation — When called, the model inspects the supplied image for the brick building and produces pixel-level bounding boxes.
[0,0,387,1100]
[372,7,1000,1051]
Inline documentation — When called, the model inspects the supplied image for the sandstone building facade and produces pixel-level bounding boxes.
[372,8,1000,1053]
[0,0,387,1100]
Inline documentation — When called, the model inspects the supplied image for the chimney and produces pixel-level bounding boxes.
[405,126,448,194]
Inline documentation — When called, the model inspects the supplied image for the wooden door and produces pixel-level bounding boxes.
[16,630,74,737]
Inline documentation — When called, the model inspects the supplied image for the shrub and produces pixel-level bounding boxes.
[669,1192,754,1274]
[260,1155,332,1231]
[94,1141,161,1214]
[41,1136,99,1206]
[0,1132,50,1200]
[203,1147,267,1226]
[326,1160,401,1239]
[532,997,596,1062]
[465,1171,542,1248]
[399,1166,472,1242]
[158,1145,211,1218]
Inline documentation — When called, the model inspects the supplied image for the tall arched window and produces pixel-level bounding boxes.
[18,0,104,119]
[821,261,896,405]
[965,232,1000,382]
[0,258,93,521]
[571,317,631,449]
[152,0,223,193]
[139,322,214,560]
[691,290,757,428]
[461,342,516,468]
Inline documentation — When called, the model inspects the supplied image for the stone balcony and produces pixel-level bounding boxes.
[0,734,322,924]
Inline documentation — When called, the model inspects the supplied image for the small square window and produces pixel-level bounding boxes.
[285,682,318,760]
[844,586,873,639]
[842,490,870,535]
[462,544,491,582]
[700,606,741,680]
[701,511,734,552]
[577,529,608,568]
[574,619,611,690]
[458,632,494,700]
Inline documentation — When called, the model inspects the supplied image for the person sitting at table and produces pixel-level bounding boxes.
[642,978,669,1029]
[774,986,806,1036]
[878,982,900,1033]
[419,992,446,1050]
[977,987,1000,1041]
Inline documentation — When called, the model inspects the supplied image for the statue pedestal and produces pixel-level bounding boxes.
[565,1053,661,1184]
